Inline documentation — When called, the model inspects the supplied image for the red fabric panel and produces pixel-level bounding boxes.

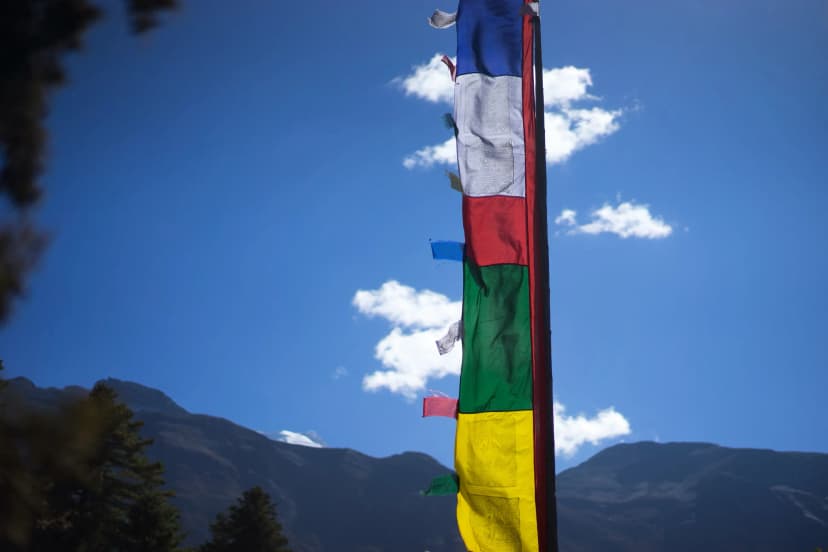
[463,195,528,267]
[422,396,459,418]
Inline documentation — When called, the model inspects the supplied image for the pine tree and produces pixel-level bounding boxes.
[201,486,291,552]
[32,382,184,551]
[123,491,185,552]
[0,361,107,550]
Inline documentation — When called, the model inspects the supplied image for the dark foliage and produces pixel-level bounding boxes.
[0,363,107,548]
[0,223,47,322]
[201,487,291,552]
[0,371,184,551]
[124,491,186,552]
[0,0,177,323]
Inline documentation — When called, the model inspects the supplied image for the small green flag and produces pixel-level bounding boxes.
[423,473,459,496]
[446,171,463,193]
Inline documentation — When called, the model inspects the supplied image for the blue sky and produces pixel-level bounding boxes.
[1,0,827,471]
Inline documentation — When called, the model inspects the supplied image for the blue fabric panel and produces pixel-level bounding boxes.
[456,0,523,77]
[431,241,465,262]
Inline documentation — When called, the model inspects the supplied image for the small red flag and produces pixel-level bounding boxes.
[422,396,458,418]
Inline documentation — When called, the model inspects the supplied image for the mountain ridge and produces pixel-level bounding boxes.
[4,376,827,551]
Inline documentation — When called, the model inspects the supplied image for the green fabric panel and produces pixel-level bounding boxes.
[459,263,532,413]
[423,473,460,496]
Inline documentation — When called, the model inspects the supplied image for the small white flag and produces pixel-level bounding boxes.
[428,9,457,29]
[435,320,462,355]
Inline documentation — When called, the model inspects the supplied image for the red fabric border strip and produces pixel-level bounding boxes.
[523,5,557,552]
[463,195,528,267]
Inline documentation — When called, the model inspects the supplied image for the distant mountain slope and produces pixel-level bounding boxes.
[4,377,462,551]
[5,377,828,551]
[139,409,461,551]
[557,441,828,551]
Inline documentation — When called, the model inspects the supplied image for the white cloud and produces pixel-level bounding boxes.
[402,137,457,169]
[554,403,631,456]
[554,209,577,227]
[395,54,456,104]
[397,57,622,168]
[363,326,461,398]
[332,366,348,380]
[353,280,459,329]
[353,281,461,399]
[543,66,594,106]
[544,107,622,164]
[276,430,325,448]
[558,201,672,239]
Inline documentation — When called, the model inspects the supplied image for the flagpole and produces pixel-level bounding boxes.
[530,6,560,551]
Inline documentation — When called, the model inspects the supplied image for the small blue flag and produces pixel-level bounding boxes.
[430,241,465,262]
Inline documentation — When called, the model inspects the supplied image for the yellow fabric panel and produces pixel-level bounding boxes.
[455,411,538,552]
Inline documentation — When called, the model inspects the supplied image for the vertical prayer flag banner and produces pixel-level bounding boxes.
[421,0,557,551]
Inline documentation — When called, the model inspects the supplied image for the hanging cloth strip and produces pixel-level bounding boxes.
[428,9,457,29]
[423,397,457,418]
[430,241,465,262]
[435,320,462,355]
[441,55,457,81]
[423,473,460,496]
[423,396,459,418]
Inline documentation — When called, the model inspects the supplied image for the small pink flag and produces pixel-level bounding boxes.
[423,396,458,419]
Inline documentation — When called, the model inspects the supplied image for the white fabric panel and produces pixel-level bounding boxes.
[454,74,525,198]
